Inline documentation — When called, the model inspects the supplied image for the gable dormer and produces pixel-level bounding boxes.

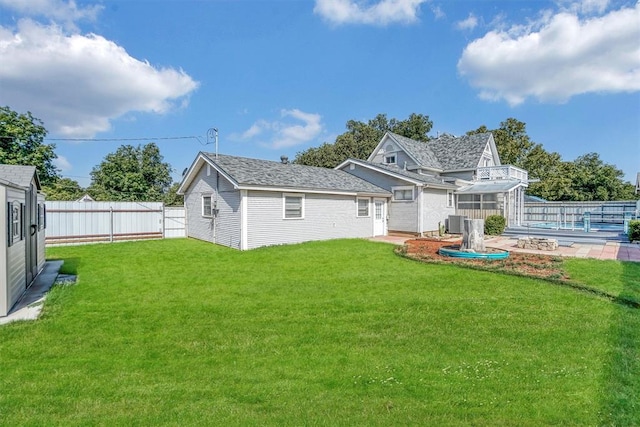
[368,132,435,171]
[479,134,501,167]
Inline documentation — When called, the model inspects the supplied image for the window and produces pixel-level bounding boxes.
[284,194,304,219]
[447,191,454,208]
[38,204,46,230]
[392,187,413,201]
[357,198,369,217]
[384,155,396,165]
[202,195,212,217]
[7,202,22,246]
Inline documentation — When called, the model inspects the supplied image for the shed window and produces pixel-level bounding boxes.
[7,202,22,246]
[284,194,304,219]
[202,195,212,217]
[357,198,369,217]
[392,187,414,201]
[38,203,46,230]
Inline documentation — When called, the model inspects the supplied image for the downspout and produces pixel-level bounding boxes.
[417,185,424,236]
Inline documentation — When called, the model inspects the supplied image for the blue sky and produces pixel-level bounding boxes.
[1,0,638,187]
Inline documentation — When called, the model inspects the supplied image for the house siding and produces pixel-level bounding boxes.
[441,171,475,181]
[341,164,421,233]
[246,191,374,250]
[184,165,241,249]
[422,187,455,232]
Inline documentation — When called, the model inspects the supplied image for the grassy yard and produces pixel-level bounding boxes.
[0,238,638,426]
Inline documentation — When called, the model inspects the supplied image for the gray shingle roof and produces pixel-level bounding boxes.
[204,153,390,195]
[386,132,442,170]
[0,164,39,189]
[352,159,456,188]
[427,133,492,170]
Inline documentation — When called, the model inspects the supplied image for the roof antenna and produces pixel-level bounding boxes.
[207,128,219,159]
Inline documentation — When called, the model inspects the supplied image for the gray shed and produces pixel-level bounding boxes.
[0,165,46,317]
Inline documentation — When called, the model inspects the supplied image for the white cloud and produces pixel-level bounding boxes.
[314,0,427,26]
[558,0,611,15]
[0,0,102,30]
[458,2,640,105]
[0,19,199,137]
[455,13,478,31]
[53,154,72,172]
[233,109,324,149]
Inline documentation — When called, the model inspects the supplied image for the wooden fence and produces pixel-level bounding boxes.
[45,201,186,245]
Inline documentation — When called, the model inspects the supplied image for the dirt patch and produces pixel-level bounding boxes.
[401,238,570,281]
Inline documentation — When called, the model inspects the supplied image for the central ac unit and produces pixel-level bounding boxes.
[447,215,467,234]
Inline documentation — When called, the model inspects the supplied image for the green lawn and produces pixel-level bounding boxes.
[1,238,638,426]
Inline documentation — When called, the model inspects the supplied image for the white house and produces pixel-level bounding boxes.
[179,131,529,250]
[337,132,529,234]
[177,153,391,250]
[0,165,46,317]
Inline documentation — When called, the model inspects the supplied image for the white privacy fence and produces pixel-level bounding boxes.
[45,201,186,245]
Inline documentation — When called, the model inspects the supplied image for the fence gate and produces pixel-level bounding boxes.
[45,201,186,245]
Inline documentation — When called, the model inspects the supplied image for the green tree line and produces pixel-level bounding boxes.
[1,106,637,202]
[294,114,638,201]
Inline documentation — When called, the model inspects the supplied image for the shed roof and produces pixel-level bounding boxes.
[0,164,40,189]
[200,153,390,195]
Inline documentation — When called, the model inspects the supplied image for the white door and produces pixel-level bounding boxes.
[373,199,385,236]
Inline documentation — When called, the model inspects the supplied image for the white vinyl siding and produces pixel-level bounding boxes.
[184,165,241,248]
[283,194,304,219]
[422,187,455,232]
[246,191,375,250]
[357,198,369,217]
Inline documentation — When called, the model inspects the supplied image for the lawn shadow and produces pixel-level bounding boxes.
[598,261,640,425]
[47,257,81,275]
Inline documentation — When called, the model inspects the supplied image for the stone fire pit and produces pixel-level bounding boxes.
[517,237,558,251]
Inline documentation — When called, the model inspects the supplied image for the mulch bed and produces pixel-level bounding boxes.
[400,238,570,281]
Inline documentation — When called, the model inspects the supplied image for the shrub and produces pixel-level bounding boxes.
[485,215,506,235]
[629,220,640,242]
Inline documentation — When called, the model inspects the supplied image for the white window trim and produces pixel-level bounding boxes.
[392,186,414,202]
[283,193,305,220]
[447,190,454,208]
[202,194,213,217]
[384,154,397,165]
[356,198,370,217]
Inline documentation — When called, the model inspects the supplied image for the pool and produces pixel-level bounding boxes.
[525,221,624,232]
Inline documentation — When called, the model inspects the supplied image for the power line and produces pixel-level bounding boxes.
[45,135,201,142]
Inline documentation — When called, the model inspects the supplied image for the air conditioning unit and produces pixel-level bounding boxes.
[447,215,467,234]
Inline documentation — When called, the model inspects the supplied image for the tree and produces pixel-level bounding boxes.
[468,118,638,201]
[88,143,173,201]
[294,113,433,168]
[41,178,85,201]
[568,153,637,201]
[163,182,184,206]
[0,106,59,185]
[468,118,536,168]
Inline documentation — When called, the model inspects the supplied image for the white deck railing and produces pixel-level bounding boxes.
[476,165,528,181]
